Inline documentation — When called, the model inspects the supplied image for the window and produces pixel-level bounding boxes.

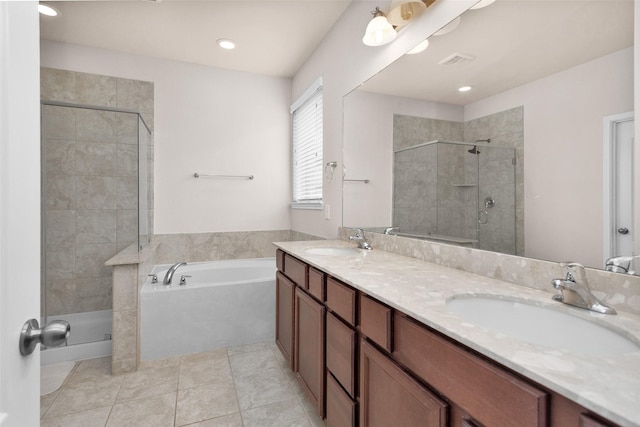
[291,77,323,208]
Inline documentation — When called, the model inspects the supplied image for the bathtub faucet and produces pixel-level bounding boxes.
[163,262,187,285]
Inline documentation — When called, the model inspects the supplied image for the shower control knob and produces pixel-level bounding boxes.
[19,318,70,356]
[618,227,629,235]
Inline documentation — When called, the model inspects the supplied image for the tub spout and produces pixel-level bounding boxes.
[163,262,187,285]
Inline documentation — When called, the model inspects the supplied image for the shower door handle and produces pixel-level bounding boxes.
[19,318,70,356]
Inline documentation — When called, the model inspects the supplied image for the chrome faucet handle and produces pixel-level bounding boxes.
[559,262,587,284]
[384,227,398,235]
[179,275,191,286]
[350,228,364,239]
[349,228,372,250]
[148,274,158,283]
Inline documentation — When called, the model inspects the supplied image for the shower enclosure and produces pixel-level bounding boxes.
[393,140,517,254]
[40,101,151,364]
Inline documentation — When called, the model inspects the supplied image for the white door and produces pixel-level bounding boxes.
[0,2,42,426]
[603,112,635,264]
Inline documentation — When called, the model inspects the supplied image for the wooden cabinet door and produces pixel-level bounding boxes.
[360,339,448,427]
[326,372,356,427]
[276,271,295,370]
[295,287,326,417]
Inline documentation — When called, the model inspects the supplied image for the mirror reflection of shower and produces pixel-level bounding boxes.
[468,138,491,155]
[393,139,516,254]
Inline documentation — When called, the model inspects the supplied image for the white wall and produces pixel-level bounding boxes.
[465,48,633,267]
[41,40,291,234]
[292,0,475,238]
[342,90,463,228]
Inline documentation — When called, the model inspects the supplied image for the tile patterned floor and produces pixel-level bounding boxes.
[40,341,325,427]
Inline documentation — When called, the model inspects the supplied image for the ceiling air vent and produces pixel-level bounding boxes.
[438,53,476,66]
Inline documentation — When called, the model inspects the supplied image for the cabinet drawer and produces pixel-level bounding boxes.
[308,267,325,301]
[326,311,357,397]
[276,249,284,272]
[360,294,393,352]
[360,339,448,427]
[326,372,356,427]
[326,277,357,326]
[393,314,548,427]
[284,253,308,289]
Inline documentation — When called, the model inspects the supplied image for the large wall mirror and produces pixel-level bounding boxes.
[342,0,634,270]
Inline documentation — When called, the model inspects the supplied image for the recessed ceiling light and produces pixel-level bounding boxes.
[217,39,236,50]
[458,86,472,92]
[38,3,60,17]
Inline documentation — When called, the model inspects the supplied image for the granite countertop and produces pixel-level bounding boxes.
[274,240,640,427]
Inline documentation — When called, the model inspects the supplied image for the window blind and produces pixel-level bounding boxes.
[291,79,323,205]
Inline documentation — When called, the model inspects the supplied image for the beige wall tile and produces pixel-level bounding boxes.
[76,176,117,209]
[75,243,116,278]
[117,176,138,210]
[112,264,137,311]
[113,309,137,361]
[75,109,119,143]
[76,73,117,107]
[46,175,76,209]
[76,142,117,176]
[46,211,76,245]
[45,139,76,175]
[116,78,154,113]
[76,210,117,244]
[41,68,76,103]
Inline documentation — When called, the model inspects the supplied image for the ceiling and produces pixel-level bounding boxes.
[361,0,634,105]
[39,0,352,78]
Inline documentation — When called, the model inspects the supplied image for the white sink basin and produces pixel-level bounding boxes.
[305,247,361,256]
[446,296,640,356]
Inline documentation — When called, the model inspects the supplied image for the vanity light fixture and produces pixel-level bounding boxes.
[38,3,60,17]
[406,39,429,54]
[216,38,236,50]
[387,0,426,27]
[362,7,397,47]
[458,86,472,92]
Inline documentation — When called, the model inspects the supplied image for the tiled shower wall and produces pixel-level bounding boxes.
[41,67,154,317]
[392,107,524,255]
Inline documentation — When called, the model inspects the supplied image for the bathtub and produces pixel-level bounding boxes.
[41,310,113,365]
[141,257,276,361]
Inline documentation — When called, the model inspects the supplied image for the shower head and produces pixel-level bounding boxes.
[468,138,490,154]
[468,146,480,154]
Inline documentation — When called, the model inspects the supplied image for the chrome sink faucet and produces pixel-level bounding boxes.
[349,228,373,250]
[163,262,187,285]
[551,262,616,314]
[604,255,640,274]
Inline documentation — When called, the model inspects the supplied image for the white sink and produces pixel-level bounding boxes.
[446,296,640,356]
[305,247,361,256]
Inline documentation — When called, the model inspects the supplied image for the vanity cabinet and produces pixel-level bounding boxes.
[276,250,326,418]
[274,249,622,427]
